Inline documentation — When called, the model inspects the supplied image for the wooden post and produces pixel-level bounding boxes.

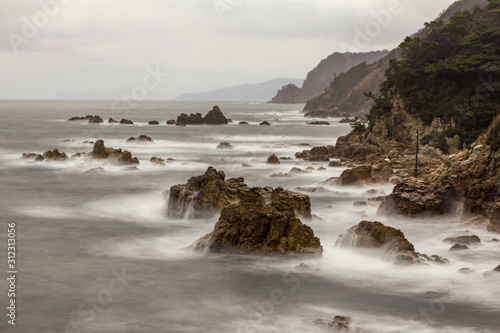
[415,130,419,177]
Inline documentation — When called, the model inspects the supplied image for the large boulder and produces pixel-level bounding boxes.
[189,188,322,256]
[335,165,373,186]
[266,154,280,164]
[166,167,311,219]
[295,146,333,162]
[43,149,69,162]
[488,203,500,233]
[88,116,104,124]
[204,105,228,124]
[336,221,447,265]
[378,178,459,217]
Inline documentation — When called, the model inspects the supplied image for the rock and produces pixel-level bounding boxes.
[83,167,105,174]
[167,158,175,162]
[108,118,119,123]
[317,167,326,171]
[22,153,44,161]
[61,139,73,142]
[150,157,165,166]
[339,117,353,123]
[443,235,481,245]
[295,262,311,270]
[336,221,447,265]
[204,105,228,124]
[266,154,280,164]
[166,119,176,125]
[188,188,322,256]
[92,139,107,159]
[305,166,315,170]
[271,172,291,178]
[217,142,234,149]
[307,121,330,125]
[353,200,367,206]
[67,115,94,121]
[124,166,139,171]
[314,315,353,330]
[72,139,140,165]
[43,149,69,162]
[295,146,333,162]
[293,187,331,194]
[328,161,343,167]
[449,244,469,251]
[88,116,103,124]
[260,121,271,126]
[82,141,94,144]
[127,135,153,143]
[167,167,311,219]
[492,238,499,242]
[227,118,233,123]
[239,121,249,125]
[117,151,139,165]
[242,163,252,167]
[488,203,500,233]
[335,165,374,186]
[148,120,159,125]
[177,113,204,124]
[363,189,386,196]
[378,178,458,217]
[290,167,310,174]
[494,264,500,272]
[176,122,186,126]
[280,157,292,160]
[119,118,134,125]
[457,268,474,274]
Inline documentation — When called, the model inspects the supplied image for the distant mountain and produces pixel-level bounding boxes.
[269,50,390,104]
[302,0,489,117]
[175,78,304,101]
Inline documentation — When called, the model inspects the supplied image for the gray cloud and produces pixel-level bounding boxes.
[0,0,456,99]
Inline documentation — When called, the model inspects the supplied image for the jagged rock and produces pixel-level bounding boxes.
[188,188,321,256]
[295,146,333,162]
[166,167,311,219]
[239,121,249,125]
[43,149,69,162]
[71,140,140,165]
[328,161,342,167]
[167,158,175,162]
[336,221,447,265]
[335,165,373,186]
[22,153,44,161]
[148,120,159,125]
[378,178,458,217]
[88,116,103,124]
[150,157,165,166]
[217,142,234,149]
[92,140,107,159]
[68,115,94,121]
[108,118,119,123]
[204,106,228,124]
[83,167,105,174]
[266,154,280,164]
[166,119,175,125]
[449,244,469,251]
[260,121,271,126]
[117,151,139,165]
[119,118,134,125]
[444,235,481,245]
[307,121,330,125]
[127,135,153,143]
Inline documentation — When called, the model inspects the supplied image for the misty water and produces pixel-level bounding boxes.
[0,100,499,333]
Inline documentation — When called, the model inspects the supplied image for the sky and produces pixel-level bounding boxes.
[0,0,457,99]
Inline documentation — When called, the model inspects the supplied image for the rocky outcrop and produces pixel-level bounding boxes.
[443,235,481,245]
[336,221,448,265]
[108,118,119,123]
[378,178,459,217]
[188,187,322,256]
[88,116,104,124]
[314,315,354,330]
[166,119,176,125]
[177,113,204,124]
[166,167,311,219]
[295,146,333,162]
[43,149,69,161]
[72,140,139,165]
[67,115,94,121]
[22,153,44,161]
[307,121,330,125]
[334,164,394,186]
[266,154,280,164]
[127,135,153,143]
[119,118,134,125]
[148,120,159,125]
[260,121,271,126]
[175,106,228,125]
[488,203,500,233]
[150,157,165,166]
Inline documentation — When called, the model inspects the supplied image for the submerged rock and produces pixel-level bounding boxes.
[314,315,354,330]
[83,167,105,174]
[189,187,321,256]
[150,157,165,166]
[166,167,311,219]
[449,244,469,251]
[239,121,249,125]
[22,152,44,162]
[444,235,481,245]
[127,135,154,143]
[307,121,330,125]
[336,221,447,265]
[217,142,234,149]
[260,121,271,126]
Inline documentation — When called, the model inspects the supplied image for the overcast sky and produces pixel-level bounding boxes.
[0,0,456,99]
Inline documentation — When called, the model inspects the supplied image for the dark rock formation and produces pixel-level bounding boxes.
[449,244,469,251]
[150,157,165,166]
[204,105,228,124]
[166,119,176,125]
[266,154,280,164]
[339,118,352,123]
[67,115,94,121]
[488,203,500,233]
[307,121,330,125]
[295,146,333,162]
[119,118,134,125]
[108,118,119,123]
[260,121,271,126]
[336,221,448,265]
[216,142,234,149]
[22,153,44,161]
[328,161,342,167]
[127,135,153,143]
[43,149,69,162]
[239,121,249,125]
[443,235,481,245]
[71,140,139,165]
[88,116,104,124]
[188,187,322,256]
[166,167,311,219]
[314,315,353,330]
[148,120,159,125]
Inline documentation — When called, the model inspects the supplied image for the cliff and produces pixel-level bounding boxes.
[269,51,389,104]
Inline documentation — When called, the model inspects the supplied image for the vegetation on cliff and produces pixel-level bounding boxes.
[372,3,500,147]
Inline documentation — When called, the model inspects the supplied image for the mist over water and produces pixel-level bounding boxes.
[0,101,499,333]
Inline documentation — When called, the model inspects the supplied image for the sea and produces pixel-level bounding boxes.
[0,100,499,333]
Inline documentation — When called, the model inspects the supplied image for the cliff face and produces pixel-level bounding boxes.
[270,51,389,104]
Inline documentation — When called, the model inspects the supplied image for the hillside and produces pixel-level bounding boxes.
[176,78,304,101]
[269,51,389,104]
[303,0,490,117]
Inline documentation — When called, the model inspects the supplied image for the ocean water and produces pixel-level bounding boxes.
[0,100,499,333]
